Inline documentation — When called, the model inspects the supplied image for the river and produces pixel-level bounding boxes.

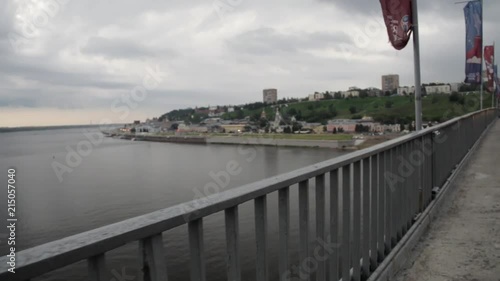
[0,127,346,281]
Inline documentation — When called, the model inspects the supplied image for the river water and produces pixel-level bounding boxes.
[0,128,346,281]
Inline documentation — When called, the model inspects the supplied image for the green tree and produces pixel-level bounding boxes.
[349,106,357,114]
[235,110,245,119]
[259,118,268,128]
[292,122,302,132]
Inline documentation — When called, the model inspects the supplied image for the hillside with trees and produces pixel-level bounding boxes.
[158,92,494,127]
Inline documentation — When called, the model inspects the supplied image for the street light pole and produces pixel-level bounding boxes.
[412,0,423,130]
[480,0,484,109]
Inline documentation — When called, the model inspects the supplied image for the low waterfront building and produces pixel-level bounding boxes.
[341,89,360,98]
[425,84,452,94]
[221,124,247,133]
[326,118,401,133]
[397,86,415,95]
[308,92,325,101]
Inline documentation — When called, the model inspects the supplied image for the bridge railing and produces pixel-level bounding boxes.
[0,108,497,281]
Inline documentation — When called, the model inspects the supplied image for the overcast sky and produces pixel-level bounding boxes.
[1,0,499,127]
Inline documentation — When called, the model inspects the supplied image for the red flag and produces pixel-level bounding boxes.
[484,45,494,92]
[379,0,413,50]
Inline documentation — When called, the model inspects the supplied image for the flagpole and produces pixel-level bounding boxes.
[492,41,495,108]
[412,0,423,131]
[480,0,483,110]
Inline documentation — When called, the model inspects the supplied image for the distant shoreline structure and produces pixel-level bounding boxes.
[109,133,360,149]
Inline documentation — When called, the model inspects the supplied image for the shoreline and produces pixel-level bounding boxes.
[104,132,402,150]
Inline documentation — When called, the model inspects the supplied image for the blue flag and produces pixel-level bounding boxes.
[464,1,482,84]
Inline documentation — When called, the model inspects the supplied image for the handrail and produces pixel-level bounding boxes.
[0,108,496,281]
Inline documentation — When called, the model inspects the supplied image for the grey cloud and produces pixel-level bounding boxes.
[81,36,176,59]
[227,27,352,55]
[0,0,499,123]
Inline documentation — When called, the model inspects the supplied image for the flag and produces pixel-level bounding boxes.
[464,1,482,84]
[379,0,413,50]
[484,46,494,92]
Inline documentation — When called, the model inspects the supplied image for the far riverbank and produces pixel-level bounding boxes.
[106,132,402,150]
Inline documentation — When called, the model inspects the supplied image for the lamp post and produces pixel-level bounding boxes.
[412,0,423,130]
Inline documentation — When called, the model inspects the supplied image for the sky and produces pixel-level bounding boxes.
[0,0,499,127]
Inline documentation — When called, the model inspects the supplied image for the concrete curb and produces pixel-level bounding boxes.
[367,119,497,281]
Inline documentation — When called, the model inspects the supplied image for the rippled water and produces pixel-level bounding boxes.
[0,128,346,281]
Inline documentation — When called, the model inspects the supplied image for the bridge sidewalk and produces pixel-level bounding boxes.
[395,120,500,281]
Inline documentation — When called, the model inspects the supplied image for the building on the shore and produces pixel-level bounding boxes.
[221,124,247,133]
[135,124,159,134]
[326,118,401,133]
[449,83,463,92]
[425,84,452,94]
[366,87,383,97]
[382,74,400,93]
[308,92,325,101]
[397,86,415,95]
[263,89,278,103]
[341,88,360,98]
[327,119,357,133]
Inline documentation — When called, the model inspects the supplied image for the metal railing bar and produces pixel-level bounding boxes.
[316,174,326,281]
[352,161,361,281]
[299,180,310,281]
[255,196,268,281]
[225,207,240,281]
[278,187,290,281]
[341,165,351,281]
[361,157,371,278]
[87,253,106,281]
[189,219,206,281]
[0,109,495,281]
[141,233,168,281]
[329,169,340,281]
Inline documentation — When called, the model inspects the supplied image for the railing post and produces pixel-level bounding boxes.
[140,234,168,281]
[299,180,309,281]
[362,158,371,279]
[329,170,340,281]
[377,152,386,261]
[189,219,206,281]
[255,196,268,281]
[316,175,326,281]
[352,161,361,281]
[225,207,241,281]
[370,155,379,271]
[341,165,351,281]
[279,188,290,281]
[88,254,106,281]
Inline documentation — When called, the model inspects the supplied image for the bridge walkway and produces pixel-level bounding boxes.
[395,120,500,281]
